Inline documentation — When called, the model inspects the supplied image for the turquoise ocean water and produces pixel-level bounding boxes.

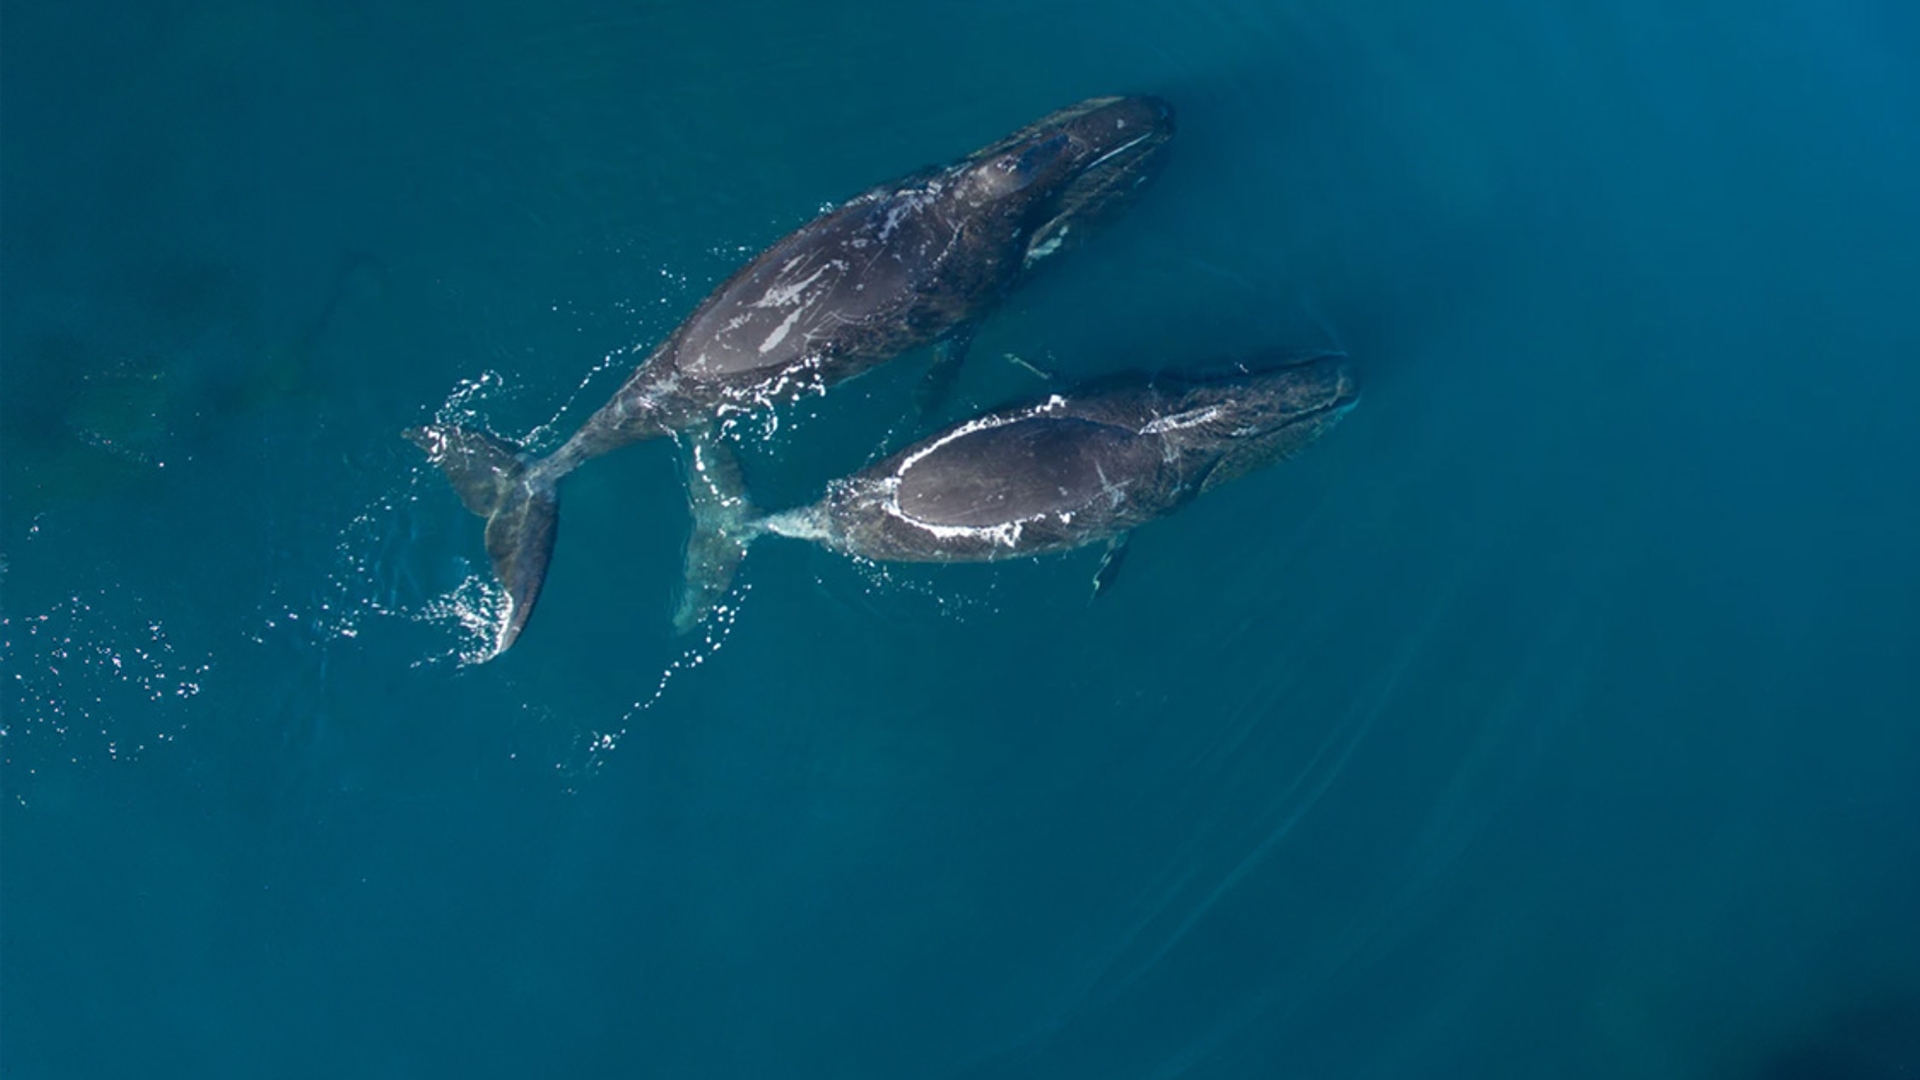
[4,2,1918,1077]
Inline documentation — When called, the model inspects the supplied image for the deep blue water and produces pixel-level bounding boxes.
[4,2,1918,1077]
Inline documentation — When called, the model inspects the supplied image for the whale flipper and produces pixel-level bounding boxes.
[673,430,761,634]
[914,331,975,419]
[404,424,558,657]
[1091,532,1131,599]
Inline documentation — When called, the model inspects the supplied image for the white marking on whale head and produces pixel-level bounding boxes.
[1141,404,1224,435]
[1081,129,1156,174]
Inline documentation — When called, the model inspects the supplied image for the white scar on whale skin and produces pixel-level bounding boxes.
[754,261,832,309]
[1142,405,1223,434]
[1080,129,1155,173]
[758,306,806,354]
[877,189,936,242]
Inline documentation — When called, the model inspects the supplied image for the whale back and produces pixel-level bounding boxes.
[670,190,956,381]
[893,416,1161,528]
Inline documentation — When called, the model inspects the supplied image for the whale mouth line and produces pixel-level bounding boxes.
[1237,393,1361,439]
[1291,392,1362,423]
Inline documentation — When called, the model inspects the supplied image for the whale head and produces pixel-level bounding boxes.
[951,95,1176,254]
[1153,351,1359,492]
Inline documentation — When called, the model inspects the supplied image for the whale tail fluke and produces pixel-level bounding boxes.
[673,430,763,634]
[404,424,558,658]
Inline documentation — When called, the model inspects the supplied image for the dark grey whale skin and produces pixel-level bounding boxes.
[673,352,1359,630]
[405,96,1175,655]
[547,94,1178,459]
[792,352,1357,561]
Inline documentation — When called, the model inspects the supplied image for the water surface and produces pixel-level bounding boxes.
[4,2,1917,1077]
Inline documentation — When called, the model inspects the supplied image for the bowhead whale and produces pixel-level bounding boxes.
[674,351,1359,630]
[407,95,1175,655]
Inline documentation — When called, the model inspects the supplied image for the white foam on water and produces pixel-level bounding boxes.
[1,588,213,799]
[622,584,751,722]
[842,555,997,625]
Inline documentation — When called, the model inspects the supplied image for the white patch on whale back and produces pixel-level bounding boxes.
[754,261,832,309]
[873,393,1092,550]
[758,305,806,354]
[891,393,1069,475]
[1091,460,1130,509]
[876,186,938,242]
[879,202,911,241]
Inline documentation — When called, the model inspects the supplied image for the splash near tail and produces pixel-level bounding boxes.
[673,431,763,634]
[404,424,558,657]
